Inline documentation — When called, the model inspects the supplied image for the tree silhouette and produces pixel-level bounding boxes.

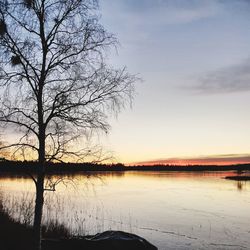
[0,0,136,249]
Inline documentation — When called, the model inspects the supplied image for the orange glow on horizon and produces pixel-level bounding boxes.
[130,155,250,166]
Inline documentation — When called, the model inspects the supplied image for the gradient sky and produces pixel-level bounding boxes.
[97,0,250,164]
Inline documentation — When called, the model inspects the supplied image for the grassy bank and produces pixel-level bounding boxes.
[0,200,70,250]
[0,202,34,250]
[0,205,156,250]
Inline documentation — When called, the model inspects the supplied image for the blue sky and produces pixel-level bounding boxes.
[98,0,250,164]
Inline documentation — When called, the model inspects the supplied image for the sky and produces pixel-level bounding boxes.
[97,0,250,165]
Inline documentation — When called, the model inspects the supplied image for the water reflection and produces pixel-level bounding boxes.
[235,181,248,191]
[0,171,250,250]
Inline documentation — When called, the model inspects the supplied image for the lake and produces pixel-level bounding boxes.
[0,171,250,250]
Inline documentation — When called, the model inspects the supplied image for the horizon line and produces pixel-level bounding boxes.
[129,154,250,166]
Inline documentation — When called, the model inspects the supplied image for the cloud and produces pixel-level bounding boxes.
[99,0,226,51]
[128,0,220,24]
[133,154,250,166]
[100,0,221,27]
[193,59,250,94]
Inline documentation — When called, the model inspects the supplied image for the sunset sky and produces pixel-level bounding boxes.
[98,0,250,165]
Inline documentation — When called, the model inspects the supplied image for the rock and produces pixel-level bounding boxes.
[43,230,157,250]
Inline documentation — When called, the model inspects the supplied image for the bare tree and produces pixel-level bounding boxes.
[0,0,136,249]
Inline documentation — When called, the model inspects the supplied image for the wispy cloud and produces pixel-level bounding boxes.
[133,154,250,166]
[193,59,250,94]
[101,0,222,27]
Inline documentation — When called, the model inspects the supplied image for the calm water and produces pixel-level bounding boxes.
[0,171,250,250]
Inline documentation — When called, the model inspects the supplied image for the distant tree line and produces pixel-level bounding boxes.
[0,160,249,173]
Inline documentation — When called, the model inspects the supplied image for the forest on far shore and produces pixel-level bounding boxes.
[0,160,250,173]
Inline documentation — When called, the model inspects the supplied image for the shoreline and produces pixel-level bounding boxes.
[0,205,157,250]
[0,161,250,174]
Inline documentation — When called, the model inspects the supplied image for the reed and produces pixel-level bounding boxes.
[0,189,136,238]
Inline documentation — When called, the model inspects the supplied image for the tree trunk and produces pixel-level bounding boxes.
[33,173,45,250]
[33,127,45,250]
